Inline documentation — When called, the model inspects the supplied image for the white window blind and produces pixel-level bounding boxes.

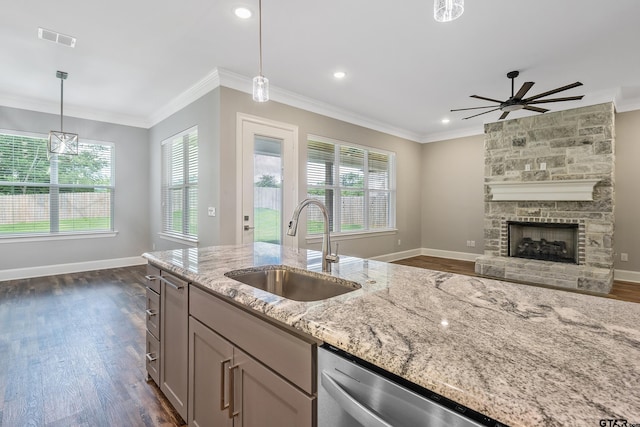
[161,127,198,240]
[0,130,114,236]
[307,135,395,235]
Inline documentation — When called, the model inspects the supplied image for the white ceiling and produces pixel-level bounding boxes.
[2,0,640,143]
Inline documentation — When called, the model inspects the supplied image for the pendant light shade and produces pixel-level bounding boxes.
[252,0,269,102]
[48,70,78,155]
[434,0,464,22]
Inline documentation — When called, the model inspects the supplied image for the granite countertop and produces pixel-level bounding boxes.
[143,243,640,427]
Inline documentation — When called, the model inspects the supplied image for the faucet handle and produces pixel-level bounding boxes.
[326,242,340,263]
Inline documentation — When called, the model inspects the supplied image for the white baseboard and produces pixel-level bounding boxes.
[419,248,481,262]
[369,248,423,263]
[614,269,640,284]
[0,256,147,282]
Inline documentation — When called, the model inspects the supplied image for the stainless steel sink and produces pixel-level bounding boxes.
[224,265,361,302]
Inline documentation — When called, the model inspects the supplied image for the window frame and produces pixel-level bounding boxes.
[0,129,116,241]
[159,126,198,244]
[306,134,396,240]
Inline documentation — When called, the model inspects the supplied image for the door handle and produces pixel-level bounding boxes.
[220,358,231,411]
[228,364,240,418]
[244,225,255,231]
[145,352,157,363]
[145,309,157,317]
[321,371,393,427]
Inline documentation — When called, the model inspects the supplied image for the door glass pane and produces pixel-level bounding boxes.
[254,136,283,244]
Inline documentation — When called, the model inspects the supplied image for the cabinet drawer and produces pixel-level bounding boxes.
[190,285,316,394]
[145,331,160,385]
[160,270,188,290]
[145,287,160,339]
[146,264,161,294]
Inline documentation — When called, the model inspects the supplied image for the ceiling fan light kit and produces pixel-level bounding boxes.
[434,0,464,22]
[451,70,585,120]
[48,70,79,156]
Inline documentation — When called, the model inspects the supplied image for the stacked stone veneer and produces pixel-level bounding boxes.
[475,103,615,293]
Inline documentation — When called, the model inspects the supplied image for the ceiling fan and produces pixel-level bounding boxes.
[451,71,584,120]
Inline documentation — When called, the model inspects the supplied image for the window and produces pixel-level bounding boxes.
[306,135,395,235]
[161,127,198,241]
[0,130,114,236]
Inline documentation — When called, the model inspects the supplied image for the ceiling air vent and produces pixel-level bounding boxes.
[38,27,76,48]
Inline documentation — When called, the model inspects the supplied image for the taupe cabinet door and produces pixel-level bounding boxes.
[189,317,234,427]
[160,273,189,420]
[233,347,314,427]
[189,316,314,427]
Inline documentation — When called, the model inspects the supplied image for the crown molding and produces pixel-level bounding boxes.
[0,93,149,128]
[214,68,424,142]
[148,68,222,127]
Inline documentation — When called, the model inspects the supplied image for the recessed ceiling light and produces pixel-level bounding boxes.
[234,7,252,19]
[333,71,346,79]
[441,118,451,124]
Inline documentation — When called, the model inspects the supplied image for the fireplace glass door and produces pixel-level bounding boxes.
[508,222,578,264]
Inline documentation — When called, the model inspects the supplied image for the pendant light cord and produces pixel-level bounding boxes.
[60,77,64,132]
[258,0,263,77]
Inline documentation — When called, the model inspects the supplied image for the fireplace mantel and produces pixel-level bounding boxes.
[487,179,600,201]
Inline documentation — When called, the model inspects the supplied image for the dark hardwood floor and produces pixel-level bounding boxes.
[393,255,640,304]
[0,266,184,427]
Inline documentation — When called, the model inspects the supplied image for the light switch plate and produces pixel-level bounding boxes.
[208,207,216,217]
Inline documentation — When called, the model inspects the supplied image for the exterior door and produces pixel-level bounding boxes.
[237,114,298,247]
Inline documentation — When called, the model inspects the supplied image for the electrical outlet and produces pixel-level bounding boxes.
[397,239,401,246]
[466,240,476,247]
[621,253,629,262]
[540,162,547,170]
[208,207,216,217]
[525,164,531,171]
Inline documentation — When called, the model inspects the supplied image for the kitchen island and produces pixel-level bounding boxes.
[143,243,640,427]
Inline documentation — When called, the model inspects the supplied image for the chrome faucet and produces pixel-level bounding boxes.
[287,198,339,272]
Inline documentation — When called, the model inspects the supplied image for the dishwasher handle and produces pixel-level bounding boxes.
[321,370,393,427]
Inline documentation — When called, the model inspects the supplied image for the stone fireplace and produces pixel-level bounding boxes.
[475,103,615,293]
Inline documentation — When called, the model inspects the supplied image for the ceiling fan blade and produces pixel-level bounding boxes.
[523,105,549,113]
[514,82,535,99]
[462,108,501,120]
[470,95,504,104]
[499,111,510,120]
[451,105,500,112]
[526,96,584,104]
[522,82,583,102]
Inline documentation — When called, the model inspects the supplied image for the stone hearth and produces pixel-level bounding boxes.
[475,103,615,293]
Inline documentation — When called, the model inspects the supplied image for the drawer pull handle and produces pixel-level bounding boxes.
[145,275,158,281]
[145,352,157,362]
[160,276,184,290]
[220,358,231,411]
[228,364,240,418]
[145,309,157,317]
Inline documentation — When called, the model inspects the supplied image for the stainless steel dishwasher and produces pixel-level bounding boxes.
[318,345,507,427]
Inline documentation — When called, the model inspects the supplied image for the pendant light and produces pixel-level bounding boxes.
[434,0,464,22]
[252,0,269,102]
[48,70,78,155]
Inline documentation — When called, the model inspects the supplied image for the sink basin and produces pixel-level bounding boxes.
[224,265,361,302]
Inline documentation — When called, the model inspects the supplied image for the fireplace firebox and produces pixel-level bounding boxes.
[508,222,579,264]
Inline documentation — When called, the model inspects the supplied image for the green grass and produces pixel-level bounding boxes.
[307,220,362,234]
[0,217,111,234]
[254,208,281,244]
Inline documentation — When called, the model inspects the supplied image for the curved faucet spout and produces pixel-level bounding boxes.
[287,198,338,272]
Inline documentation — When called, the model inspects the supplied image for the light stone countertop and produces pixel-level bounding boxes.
[143,243,640,427]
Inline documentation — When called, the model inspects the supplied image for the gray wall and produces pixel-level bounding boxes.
[219,87,423,258]
[420,134,485,256]
[148,90,221,251]
[614,110,640,272]
[0,106,149,270]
